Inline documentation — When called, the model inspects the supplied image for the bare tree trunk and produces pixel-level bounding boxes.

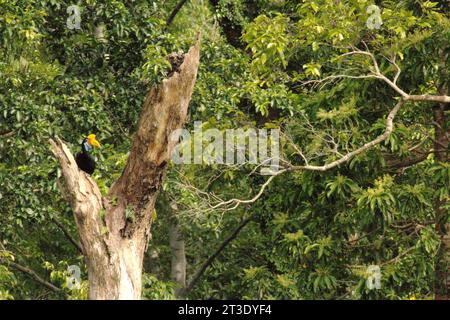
[49,36,201,300]
[169,222,187,295]
[168,202,187,296]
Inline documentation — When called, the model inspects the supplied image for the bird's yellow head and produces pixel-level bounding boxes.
[87,134,101,148]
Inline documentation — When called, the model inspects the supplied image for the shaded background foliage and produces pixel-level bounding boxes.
[0,0,448,299]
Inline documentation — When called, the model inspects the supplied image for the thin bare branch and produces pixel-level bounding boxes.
[288,99,405,172]
[406,94,450,104]
[0,131,14,138]
[0,257,66,296]
[52,217,84,255]
[300,74,379,88]
[167,0,190,26]
[180,216,253,296]
[211,170,286,211]
[302,49,450,104]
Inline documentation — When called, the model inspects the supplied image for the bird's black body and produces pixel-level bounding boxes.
[75,138,96,174]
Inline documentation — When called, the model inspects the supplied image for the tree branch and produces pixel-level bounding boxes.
[289,99,405,171]
[167,0,190,26]
[49,137,106,257]
[406,94,450,104]
[0,130,14,138]
[180,216,253,296]
[201,48,435,213]
[303,49,450,104]
[210,170,286,211]
[52,217,84,255]
[0,258,66,297]
[108,34,201,238]
[380,246,416,266]
[385,148,431,170]
[208,99,405,211]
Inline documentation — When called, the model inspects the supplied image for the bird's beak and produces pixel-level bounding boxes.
[91,138,101,148]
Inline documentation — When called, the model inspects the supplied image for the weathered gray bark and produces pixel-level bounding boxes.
[169,222,187,294]
[168,202,187,296]
[49,36,200,300]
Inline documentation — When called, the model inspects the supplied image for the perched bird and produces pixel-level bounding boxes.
[75,134,100,174]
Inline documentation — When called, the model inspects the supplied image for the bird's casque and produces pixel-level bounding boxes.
[75,134,100,174]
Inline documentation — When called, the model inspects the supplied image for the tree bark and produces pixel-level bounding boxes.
[168,201,187,297]
[49,36,201,300]
[169,222,187,296]
[208,0,263,50]
[434,48,449,300]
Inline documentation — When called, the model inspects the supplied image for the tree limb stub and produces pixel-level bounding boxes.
[109,35,201,239]
[49,138,108,280]
[51,35,200,239]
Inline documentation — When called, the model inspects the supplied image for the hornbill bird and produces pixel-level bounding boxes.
[75,134,100,174]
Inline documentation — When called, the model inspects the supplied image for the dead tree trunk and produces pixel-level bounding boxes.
[168,202,187,297]
[169,222,187,296]
[49,36,200,300]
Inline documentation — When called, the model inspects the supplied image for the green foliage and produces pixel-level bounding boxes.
[1,0,448,300]
[142,274,177,300]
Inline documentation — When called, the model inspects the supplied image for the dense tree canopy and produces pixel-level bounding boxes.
[0,0,448,300]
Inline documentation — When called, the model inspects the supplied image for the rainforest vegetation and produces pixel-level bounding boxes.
[0,0,449,300]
